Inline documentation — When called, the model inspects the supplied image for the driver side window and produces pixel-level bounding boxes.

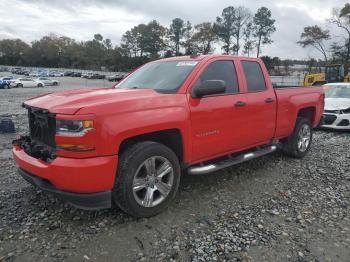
[194,60,239,94]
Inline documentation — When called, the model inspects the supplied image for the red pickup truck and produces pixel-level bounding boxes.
[13,55,324,217]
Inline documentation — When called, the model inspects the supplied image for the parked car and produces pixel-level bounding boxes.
[64,71,74,76]
[11,67,22,74]
[93,73,106,79]
[35,77,59,86]
[12,55,324,217]
[107,73,127,82]
[48,71,64,77]
[82,72,93,78]
[29,71,40,77]
[0,79,10,89]
[72,72,82,77]
[320,83,350,130]
[10,78,45,88]
[1,76,14,82]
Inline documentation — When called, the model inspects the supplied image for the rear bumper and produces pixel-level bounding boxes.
[19,168,112,210]
[13,146,118,209]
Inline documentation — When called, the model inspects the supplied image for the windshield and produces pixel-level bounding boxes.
[117,61,198,93]
[325,85,350,99]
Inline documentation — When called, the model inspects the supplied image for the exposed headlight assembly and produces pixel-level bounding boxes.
[56,120,93,136]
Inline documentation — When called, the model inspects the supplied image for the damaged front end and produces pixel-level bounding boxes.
[12,105,57,162]
[12,136,56,162]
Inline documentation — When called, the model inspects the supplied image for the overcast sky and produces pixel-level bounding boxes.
[0,0,348,59]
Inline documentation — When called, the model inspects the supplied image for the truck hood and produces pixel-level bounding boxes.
[325,98,350,110]
[24,88,163,114]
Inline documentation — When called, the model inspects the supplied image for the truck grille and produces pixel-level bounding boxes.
[28,107,56,147]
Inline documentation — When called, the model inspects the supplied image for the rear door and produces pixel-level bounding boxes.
[240,60,277,145]
[188,59,248,162]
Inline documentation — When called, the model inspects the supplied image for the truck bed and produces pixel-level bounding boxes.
[274,86,324,139]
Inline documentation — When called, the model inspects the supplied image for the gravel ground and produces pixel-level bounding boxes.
[0,76,350,261]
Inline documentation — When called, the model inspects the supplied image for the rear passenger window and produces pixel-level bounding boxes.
[195,61,239,94]
[241,61,267,92]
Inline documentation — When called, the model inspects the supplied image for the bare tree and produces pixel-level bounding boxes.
[232,6,252,55]
[297,25,330,62]
[243,21,255,56]
[328,4,350,68]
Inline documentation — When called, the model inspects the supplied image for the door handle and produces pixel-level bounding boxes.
[234,101,247,107]
[265,98,275,103]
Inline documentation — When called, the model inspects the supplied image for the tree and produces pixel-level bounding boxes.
[168,18,186,56]
[183,21,195,55]
[329,41,348,64]
[243,21,255,56]
[328,3,350,70]
[297,25,330,62]
[253,7,276,57]
[232,6,252,55]
[121,29,139,57]
[214,6,236,54]
[190,22,218,54]
[0,39,30,65]
[143,20,167,58]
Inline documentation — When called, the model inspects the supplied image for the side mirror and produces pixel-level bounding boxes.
[192,80,226,98]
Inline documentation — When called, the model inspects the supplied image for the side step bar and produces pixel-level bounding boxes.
[187,145,278,175]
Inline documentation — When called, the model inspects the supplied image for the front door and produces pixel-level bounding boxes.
[188,59,248,162]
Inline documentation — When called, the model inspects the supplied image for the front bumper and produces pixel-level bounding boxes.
[13,146,118,210]
[320,113,350,130]
[19,168,112,210]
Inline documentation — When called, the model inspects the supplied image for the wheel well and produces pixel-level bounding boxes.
[297,107,315,124]
[119,129,184,162]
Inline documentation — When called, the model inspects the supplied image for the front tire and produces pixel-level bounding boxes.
[113,141,181,217]
[283,117,313,158]
[37,83,43,87]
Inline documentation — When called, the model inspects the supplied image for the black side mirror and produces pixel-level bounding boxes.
[192,80,226,98]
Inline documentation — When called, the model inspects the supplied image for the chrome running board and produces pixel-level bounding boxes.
[187,145,278,175]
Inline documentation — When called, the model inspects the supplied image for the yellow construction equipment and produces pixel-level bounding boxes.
[304,64,350,86]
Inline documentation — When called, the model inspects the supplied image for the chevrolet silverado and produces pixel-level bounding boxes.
[12,55,325,217]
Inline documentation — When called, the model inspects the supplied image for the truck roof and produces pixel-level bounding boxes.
[158,54,255,62]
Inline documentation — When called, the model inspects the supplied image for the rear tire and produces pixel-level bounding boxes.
[113,141,181,217]
[283,117,313,158]
[37,83,43,87]
[17,83,23,88]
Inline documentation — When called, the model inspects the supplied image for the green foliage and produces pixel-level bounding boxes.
[214,6,237,54]
[168,18,187,56]
[253,7,276,58]
[189,23,218,54]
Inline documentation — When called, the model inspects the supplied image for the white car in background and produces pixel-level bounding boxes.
[35,77,59,86]
[321,83,350,130]
[9,78,45,88]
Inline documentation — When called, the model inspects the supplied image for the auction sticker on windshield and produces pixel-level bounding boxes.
[176,61,198,66]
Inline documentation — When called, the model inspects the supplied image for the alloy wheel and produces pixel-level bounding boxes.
[132,156,174,208]
[297,124,311,152]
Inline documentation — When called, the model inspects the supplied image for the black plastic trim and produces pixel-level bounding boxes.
[19,168,111,210]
